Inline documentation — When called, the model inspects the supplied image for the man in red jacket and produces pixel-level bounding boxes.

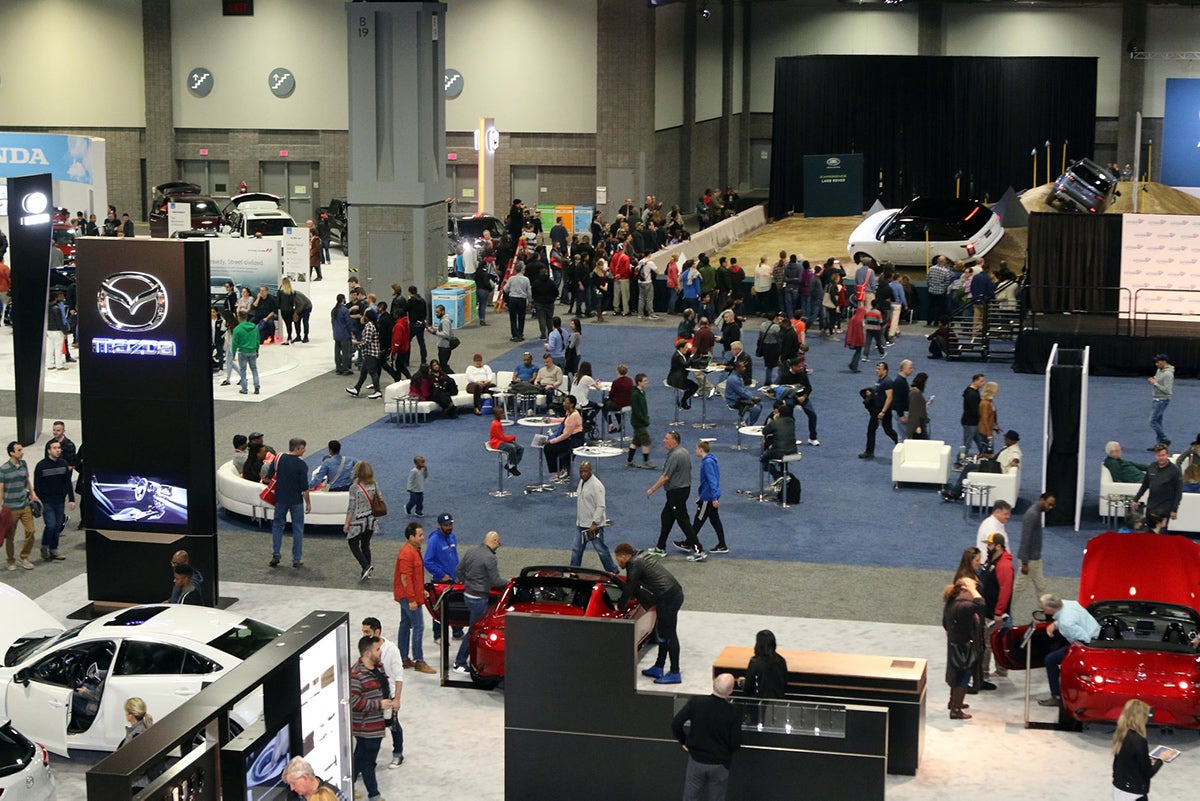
[610,242,632,316]
[979,532,1014,681]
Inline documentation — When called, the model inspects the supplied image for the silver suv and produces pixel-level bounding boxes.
[1047,158,1120,214]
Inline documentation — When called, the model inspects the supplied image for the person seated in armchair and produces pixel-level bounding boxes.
[464,352,497,416]
[941,430,1021,502]
[1103,441,1148,484]
[508,352,540,396]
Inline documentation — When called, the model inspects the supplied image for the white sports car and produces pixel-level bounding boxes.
[0,720,55,801]
[847,197,1003,267]
[0,584,281,756]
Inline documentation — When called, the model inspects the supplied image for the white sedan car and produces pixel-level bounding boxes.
[0,720,55,801]
[847,197,1003,267]
[0,584,281,757]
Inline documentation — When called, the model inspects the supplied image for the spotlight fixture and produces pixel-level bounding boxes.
[700,2,711,17]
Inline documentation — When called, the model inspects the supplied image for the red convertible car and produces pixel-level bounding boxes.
[993,533,1200,727]
[427,566,658,687]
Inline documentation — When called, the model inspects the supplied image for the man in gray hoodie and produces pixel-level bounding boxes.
[1148,353,1174,449]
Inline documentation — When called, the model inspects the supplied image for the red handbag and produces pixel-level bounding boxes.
[259,477,277,505]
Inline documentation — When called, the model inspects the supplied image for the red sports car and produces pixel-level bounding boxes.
[427,565,658,687]
[993,533,1200,727]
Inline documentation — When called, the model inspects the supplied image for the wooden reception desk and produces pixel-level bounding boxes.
[713,646,927,775]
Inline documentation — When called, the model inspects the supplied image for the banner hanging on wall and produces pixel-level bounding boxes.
[1161,79,1200,187]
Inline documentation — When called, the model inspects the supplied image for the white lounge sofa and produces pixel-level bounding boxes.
[1101,460,1200,533]
[215,460,349,526]
[891,439,952,490]
[963,463,1021,507]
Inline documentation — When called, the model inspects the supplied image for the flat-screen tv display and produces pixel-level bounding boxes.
[90,472,189,527]
[244,723,291,801]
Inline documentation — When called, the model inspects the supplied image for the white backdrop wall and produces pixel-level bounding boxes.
[442,0,596,133]
[1120,214,1200,318]
[1144,6,1200,118]
[944,6,1122,118]
[0,0,145,127]
[172,0,349,130]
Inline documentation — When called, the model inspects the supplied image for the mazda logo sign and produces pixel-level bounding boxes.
[97,272,169,332]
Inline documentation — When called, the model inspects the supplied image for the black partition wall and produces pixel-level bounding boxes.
[769,56,1097,216]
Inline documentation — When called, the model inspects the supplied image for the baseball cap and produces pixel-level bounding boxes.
[985,533,1006,546]
[437,513,454,526]
[1154,353,1169,363]
[1004,430,1020,442]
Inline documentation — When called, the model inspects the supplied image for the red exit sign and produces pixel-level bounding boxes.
[222,0,253,16]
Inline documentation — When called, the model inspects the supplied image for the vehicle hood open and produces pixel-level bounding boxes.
[1080,533,1200,611]
[0,583,63,654]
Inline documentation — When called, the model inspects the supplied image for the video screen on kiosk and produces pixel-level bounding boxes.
[244,724,292,801]
[90,472,189,527]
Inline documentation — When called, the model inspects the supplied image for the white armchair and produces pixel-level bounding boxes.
[963,464,1021,507]
[891,440,952,489]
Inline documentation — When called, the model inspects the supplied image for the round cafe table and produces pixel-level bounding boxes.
[733,425,773,503]
[567,445,624,498]
[517,416,558,493]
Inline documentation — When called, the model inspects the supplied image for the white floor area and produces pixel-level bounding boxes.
[35,576,1200,801]
[0,252,355,403]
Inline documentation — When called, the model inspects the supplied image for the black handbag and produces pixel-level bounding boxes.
[947,642,977,670]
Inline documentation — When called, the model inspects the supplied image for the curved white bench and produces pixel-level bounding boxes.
[216,460,349,526]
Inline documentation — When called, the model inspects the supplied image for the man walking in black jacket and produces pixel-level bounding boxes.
[671,673,742,801]
[615,542,685,684]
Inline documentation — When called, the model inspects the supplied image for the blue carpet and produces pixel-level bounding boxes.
[223,320,1181,578]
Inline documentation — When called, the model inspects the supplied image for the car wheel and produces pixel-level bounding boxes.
[471,672,500,690]
[852,252,873,265]
[341,234,349,256]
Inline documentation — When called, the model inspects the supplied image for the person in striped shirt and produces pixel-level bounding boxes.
[350,636,392,801]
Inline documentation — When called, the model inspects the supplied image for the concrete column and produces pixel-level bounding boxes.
[680,1,697,209]
[738,1,751,191]
[1117,0,1148,166]
[596,0,656,216]
[345,2,449,297]
[917,2,944,57]
[141,0,175,220]
[719,0,734,191]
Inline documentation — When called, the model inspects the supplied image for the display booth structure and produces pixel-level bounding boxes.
[504,613,890,801]
[0,132,107,221]
[75,238,219,608]
[6,173,54,445]
[802,154,863,217]
[87,611,352,801]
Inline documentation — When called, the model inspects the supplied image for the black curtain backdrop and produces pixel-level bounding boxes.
[769,56,1097,217]
[1045,363,1083,527]
[1026,212,1123,313]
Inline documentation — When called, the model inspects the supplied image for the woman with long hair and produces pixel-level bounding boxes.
[571,361,598,409]
[954,547,982,583]
[219,310,242,386]
[943,577,984,720]
[237,286,254,315]
[565,317,583,376]
[744,629,788,699]
[976,381,999,453]
[1111,698,1161,800]
[277,277,297,344]
[121,697,154,746]
[344,461,380,581]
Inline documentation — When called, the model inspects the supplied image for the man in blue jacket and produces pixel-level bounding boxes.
[425,513,463,640]
[722,362,761,425]
[680,440,727,555]
[331,294,354,375]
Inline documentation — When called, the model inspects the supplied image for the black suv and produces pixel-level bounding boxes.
[1047,158,1120,214]
[448,214,505,255]
[319,198,349,255]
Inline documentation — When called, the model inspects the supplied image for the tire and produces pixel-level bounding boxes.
[853,252,873,265]
[341,233,349,256]
[471,671,500,690]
